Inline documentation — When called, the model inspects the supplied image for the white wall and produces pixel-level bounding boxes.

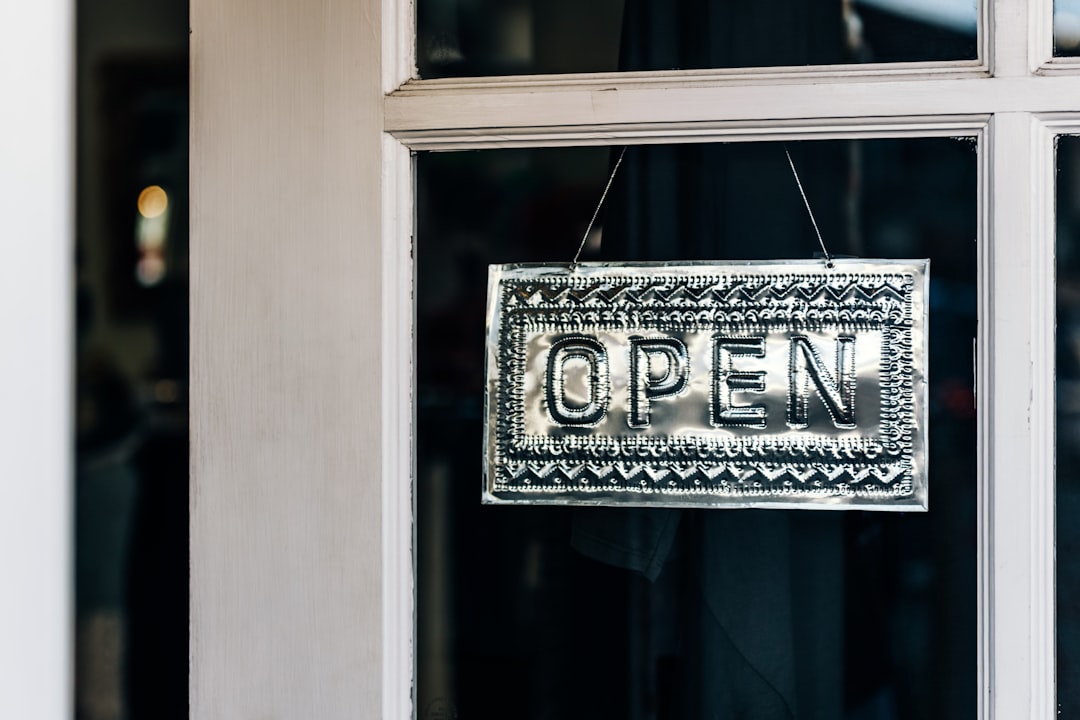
[0,1,74,718]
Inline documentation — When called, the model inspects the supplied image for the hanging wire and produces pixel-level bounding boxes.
[783,145,834,268]
[570,146,628,271]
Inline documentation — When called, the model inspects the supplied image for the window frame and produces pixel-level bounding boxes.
[382,0,1056,717]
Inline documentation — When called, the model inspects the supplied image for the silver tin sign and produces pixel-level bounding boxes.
[483,260,929,511]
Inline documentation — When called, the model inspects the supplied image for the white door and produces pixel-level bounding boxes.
[190,0,1073,716]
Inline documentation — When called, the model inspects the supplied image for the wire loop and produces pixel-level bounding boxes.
[783,145,834,269]
[570,146,628,271]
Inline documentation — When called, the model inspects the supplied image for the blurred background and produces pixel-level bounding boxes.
[75,1,188,718]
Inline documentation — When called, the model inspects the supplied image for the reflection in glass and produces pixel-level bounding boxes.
[76,7,190,716]
[1057,0,1080,55]
[417,0,978,78]
[417,139,977,719]
[1058,136,1080,714]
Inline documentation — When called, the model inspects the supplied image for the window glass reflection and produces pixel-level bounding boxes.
[417,139,977,719]
[1056,0,1080,56]
[76,2,190,717]
[1057,135,1080,714]
[417,0,978,78]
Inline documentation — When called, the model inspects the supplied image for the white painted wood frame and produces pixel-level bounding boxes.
[0,1,73,718]
[190,0,386,716]
[190,0,1068,717]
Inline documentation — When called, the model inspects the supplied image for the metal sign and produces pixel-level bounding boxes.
[483,260,929,511]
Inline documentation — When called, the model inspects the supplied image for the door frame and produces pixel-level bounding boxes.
[191,0,1064,716]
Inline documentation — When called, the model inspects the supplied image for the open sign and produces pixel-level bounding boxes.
[483,260,928,511]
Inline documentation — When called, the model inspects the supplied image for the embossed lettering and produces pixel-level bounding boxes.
[787,335,857,429]
[545,335,610,426]
[628,336,690,428]
[711,336,767,428]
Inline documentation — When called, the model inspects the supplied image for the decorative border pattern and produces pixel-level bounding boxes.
[484,261,928,510]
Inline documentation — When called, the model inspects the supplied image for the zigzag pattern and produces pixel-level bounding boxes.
[498,461,910,490]
[506,273,913,309]
[497,483,914,500]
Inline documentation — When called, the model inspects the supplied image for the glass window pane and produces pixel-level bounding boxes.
[1058,135,1080,714]
[417,138,977,718]
[417,0,978,79]
[1057,1,1080,56]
